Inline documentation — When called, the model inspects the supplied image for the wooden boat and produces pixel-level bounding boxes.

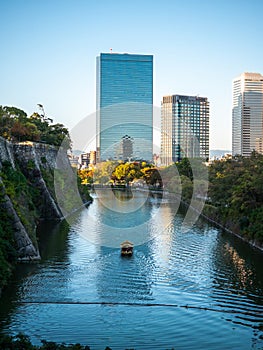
[120,240,134,256]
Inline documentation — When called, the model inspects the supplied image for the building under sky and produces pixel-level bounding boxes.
[160,95,209,166]
[96,53,153,162]
[232,72,263,157]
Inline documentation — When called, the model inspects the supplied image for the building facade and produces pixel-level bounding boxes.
[96,53,153,162]
[232,72,263,157]
[160,95,209,166]
[79,151,96,169]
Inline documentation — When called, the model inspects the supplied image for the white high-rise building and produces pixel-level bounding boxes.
[232,72,263,157]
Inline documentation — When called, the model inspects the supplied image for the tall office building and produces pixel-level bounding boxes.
[232,72,263,157]
[160,95,209,166]
[96,53,153,162]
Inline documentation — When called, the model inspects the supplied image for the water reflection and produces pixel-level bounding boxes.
[78,189,174,248]
[149,203,174,263]
[224,242,254,290]
[95,245,154,303]
[112,188,134,201]
[0,220,71,328]
[210,230,263,334]
[212,233,263,299]
[0,194,263,349]
[37,220,71,261]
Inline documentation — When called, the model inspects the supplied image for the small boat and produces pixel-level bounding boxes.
[120,240,134,256]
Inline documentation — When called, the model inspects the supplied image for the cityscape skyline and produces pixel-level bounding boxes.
[1,0,263,151]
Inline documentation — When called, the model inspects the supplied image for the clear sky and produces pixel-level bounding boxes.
[1,0,263,151]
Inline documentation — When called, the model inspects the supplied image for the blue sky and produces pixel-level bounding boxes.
[1,0,263,150]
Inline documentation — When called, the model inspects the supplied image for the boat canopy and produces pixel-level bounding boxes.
[120,240,134,248]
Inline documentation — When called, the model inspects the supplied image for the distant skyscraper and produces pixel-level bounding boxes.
[96,53,153,162]
[160,95,209,166]
[232,72,263,157]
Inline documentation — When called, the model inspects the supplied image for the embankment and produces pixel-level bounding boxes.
[0,138,77,291]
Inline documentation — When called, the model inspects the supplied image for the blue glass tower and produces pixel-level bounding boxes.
[96,53,153,161]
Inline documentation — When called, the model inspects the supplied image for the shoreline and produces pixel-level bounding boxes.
[178,198,263,253]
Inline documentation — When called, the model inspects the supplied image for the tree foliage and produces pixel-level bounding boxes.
[110,161,163,188]
[0,211,17,288]
[208,152,263,244]
[93,161,119,184]
[0,106,71,148]
[79,160,163,188]
[158,158,207,200]
[78,168,94,185]
[111,162,143,184]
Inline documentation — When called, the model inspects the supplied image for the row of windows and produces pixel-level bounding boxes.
[97,54,153,161]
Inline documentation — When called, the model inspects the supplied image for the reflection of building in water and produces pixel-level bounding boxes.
[148,201,178,263]
[83,191,156,301]
[86,190,152,246]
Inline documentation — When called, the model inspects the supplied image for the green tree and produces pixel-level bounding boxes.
[78,168,94,185]
[0,105,71,148]
[207,153,263,244]
[93,161,118,184]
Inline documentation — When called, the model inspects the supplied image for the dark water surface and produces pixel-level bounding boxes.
[0,191,263,349]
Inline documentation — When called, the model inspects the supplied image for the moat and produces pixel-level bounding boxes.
[0,190,263,349]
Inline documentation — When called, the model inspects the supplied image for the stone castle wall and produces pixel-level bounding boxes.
[0,137,66,260]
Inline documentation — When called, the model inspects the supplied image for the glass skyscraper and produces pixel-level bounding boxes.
[232,72,263,157]
[160,95,209,166]
[96,53,153,162]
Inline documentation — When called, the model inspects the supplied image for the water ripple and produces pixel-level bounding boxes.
[1,196,263,349]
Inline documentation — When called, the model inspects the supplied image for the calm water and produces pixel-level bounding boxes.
[0,190,263,349]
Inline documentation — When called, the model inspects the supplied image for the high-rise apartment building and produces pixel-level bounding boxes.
[232,72,263,157]
[160,95,209,166]
[96,53,153,162]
